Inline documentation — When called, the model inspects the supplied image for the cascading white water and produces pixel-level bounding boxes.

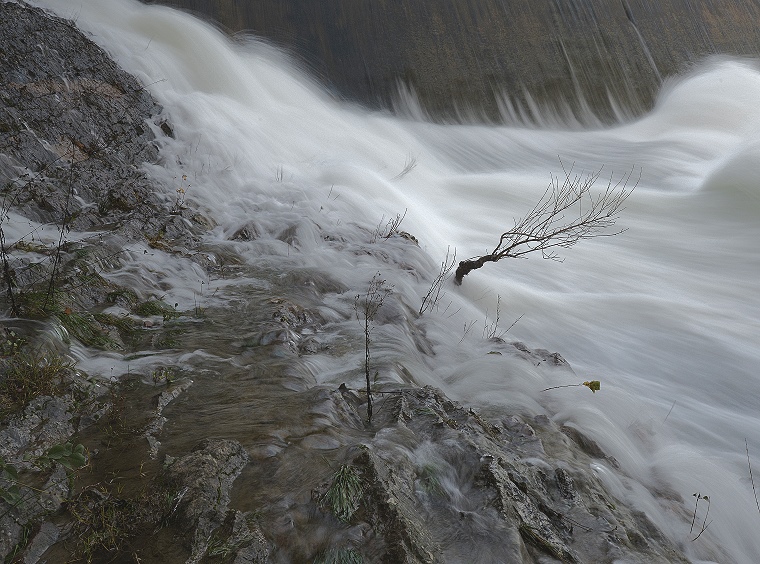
[30,1,760,562]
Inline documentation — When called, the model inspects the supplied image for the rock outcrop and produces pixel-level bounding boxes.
[0,1,170,235]
[305,386,688,563]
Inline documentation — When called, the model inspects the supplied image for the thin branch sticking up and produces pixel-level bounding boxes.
[371,209,407,243]
[355,274,392,424]
[483,295,503,339]
[746,439,760,517]
[419,246,456,315]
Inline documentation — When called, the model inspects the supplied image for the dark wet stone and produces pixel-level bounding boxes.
[0,1,192,242]
[165,439,249,532]
[164,438,249,562]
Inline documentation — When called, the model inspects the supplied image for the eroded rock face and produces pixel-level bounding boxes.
[0,1,171,237]
[164,438,250,561]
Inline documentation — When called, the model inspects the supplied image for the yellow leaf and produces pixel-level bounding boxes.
[583,380,601,393]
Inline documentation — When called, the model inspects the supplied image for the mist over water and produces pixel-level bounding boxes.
[31,0,760,561]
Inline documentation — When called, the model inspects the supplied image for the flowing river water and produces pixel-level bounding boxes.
[25,0,760,562]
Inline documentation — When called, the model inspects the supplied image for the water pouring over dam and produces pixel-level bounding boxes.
[4,0,760,561]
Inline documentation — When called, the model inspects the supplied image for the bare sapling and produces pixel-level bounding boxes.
[371,209,408,243]
[0,206,17,316]
[689,492,711,541]
[354,273,392,424]
[44,140,77,310]
[419,246,456,315]
[483,294,503,339]
[454,164,637,284]
[746,439,760,517]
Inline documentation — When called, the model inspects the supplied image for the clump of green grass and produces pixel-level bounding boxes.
[0,350,72,414]
[67,485,141,563]
[16,289,66,318]
[65,478,182,563]
[58,311,120,349]
[321,465,363,522]
[93,312,140,347]
[133,299,179,322]
[417,464,445,497]
[105,288,138,307]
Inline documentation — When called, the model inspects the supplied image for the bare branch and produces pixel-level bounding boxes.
[354,273,392,424]
[419,246,456,315]
[370,209,407,243]
[455,165,637,284]
[390,153,418,181]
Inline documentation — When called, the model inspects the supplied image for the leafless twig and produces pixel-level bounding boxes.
[746,439,760,517]
[355,274,392,424]
[419,246,456,315]
[455,163,638,284]
[483,295,503,339]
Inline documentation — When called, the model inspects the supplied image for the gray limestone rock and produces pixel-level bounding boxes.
[163,438,249,563]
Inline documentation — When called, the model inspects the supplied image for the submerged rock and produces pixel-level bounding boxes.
[302,386,689,563]
[164,438,250,562]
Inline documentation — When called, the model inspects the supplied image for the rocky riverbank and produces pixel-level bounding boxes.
[0,2,694,562]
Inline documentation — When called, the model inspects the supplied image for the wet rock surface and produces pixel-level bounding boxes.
[163,438,252,562]
[297,386,689,564]
[0,0,189,242]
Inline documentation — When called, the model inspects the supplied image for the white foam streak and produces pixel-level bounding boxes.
[31,1,760,561]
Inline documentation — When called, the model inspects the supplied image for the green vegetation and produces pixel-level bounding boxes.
[38,442,87,472]
[133,299,178,320]
[417,464,445,497]
[67,484,143,562]
[0,349,72,415]
[59,310,120,349]
[0,455,22,507]
[322,465,363,523]
[0,441,87,522]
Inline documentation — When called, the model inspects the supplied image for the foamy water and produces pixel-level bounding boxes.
[30,1,760,561]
